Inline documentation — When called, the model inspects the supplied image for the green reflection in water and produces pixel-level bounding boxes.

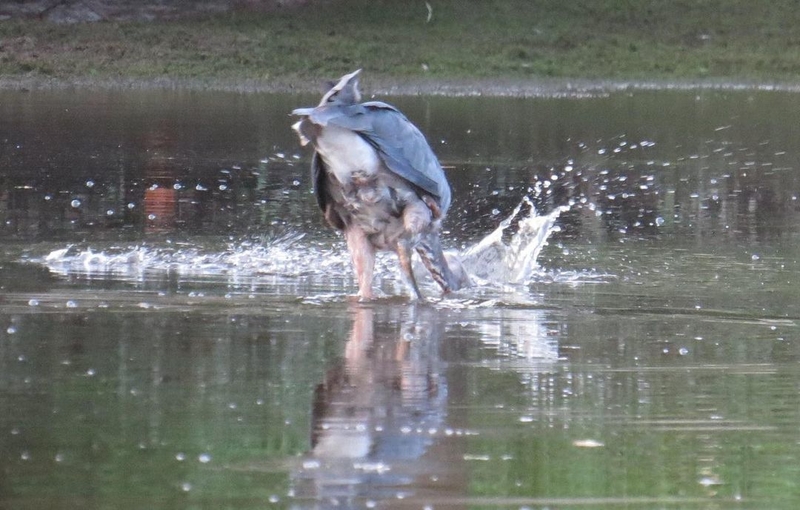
[1,305,347,509]
[1,293,799,508]
[458,323,800,506]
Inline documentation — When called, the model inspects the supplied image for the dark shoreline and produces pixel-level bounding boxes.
[4,75,800,97]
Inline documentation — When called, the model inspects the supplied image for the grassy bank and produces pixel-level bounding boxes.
[2,0,800,92]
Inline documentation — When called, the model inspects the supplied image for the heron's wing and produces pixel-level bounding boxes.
[311,151,328,212]
[327,102,451,212]
[311,152,346,231]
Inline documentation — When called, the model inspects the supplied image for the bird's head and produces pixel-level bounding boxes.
[318,69,362,107]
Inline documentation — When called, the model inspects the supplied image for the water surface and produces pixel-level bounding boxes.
[1,88,799,508]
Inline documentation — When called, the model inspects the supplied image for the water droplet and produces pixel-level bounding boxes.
[292,180,300,186]
[106,209,114,216]
[181,482,192,492]
[175,452,186,461]
[751,254,760,261]
[698,476,722,487]
[127,202,136,209]
[66,300,78,308]
[572,439,604,448]
[20,451,30,461]
[148,214,157,220]
[55,453,64,463]
[85,180,95,188]
[678,347,689,356]
[463,454,491,461]
[198,453,211,463]
[268,495,280,503]
[655,216,665,226]
[219,184,228,191]
[302,460,320,470]
[173,183,182,190]
[70,199,81,208]
[7,326,16,334]
[86,368,96,376]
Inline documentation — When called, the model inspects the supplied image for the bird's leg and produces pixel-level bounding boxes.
[422,195,443,220]
[402,198,432,235]
[345,227,376,300]
[397,240,424,301]
[397,199,432,300]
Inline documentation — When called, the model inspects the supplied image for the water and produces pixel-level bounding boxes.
[2,88,800,508]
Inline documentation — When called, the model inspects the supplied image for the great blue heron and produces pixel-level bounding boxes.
[292,69,468,299]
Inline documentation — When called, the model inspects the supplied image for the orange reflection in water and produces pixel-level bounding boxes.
[143,184,176,233]
[142,127,179,233]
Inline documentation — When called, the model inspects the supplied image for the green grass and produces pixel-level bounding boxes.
[2,0,800,89]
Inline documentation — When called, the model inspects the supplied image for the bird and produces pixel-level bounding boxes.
[291,69,469,300]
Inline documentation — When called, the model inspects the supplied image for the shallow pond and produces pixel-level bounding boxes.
[1,87,799,509]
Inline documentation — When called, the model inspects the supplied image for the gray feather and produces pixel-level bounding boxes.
[315,102,451,213]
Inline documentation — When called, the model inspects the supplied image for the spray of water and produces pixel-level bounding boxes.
[460,197,568,286]
[36,198,568,292]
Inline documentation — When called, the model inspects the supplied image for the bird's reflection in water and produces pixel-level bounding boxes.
[292,304,448,507]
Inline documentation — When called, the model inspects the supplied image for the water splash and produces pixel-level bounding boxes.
[34,198,568,291]
[460,197,568,285]
[39,233,350,279]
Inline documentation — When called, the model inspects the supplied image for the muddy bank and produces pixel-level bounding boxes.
[0,0,306,23]
[2,73,800,98]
